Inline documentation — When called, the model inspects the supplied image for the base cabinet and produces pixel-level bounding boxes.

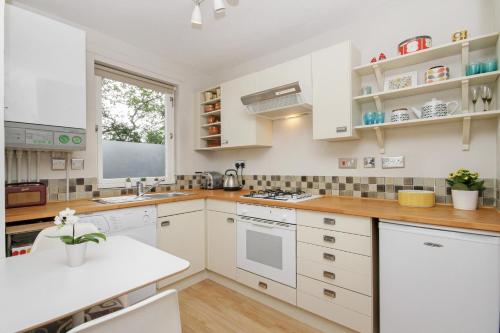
[157,210,205,288]
[207,210,237,280]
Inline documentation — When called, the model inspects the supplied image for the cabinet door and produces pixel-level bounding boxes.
[207,210,236,280]
[312,41,360,140]
[157,210,205,288]
[256,55,312,91]
[5,5,86,129]
[220,74,272,148]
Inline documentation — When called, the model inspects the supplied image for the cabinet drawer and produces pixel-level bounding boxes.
[298,259,371,296]
[236,269,296,306]
[298,275,372,316]
[157,199,204,217]
[297,242,371,275]
[297,210,371,236]
[206,199,236,214]
[298,291,372,333]
[298,225,371,256]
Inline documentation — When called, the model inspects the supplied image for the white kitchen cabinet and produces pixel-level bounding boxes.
[255,55,312,92]
[219,74,272,148]
[156,210,205,288]
[206,210,237,280]
[5,4,86,129]
[312,41,360,140]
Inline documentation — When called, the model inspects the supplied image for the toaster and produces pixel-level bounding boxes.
[200,172,224,190]
[6,182,47,208]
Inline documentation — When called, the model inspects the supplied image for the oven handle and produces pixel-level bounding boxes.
[251,222,274,229]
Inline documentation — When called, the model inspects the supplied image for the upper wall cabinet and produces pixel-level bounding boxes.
[256,55,312,92]
[5,5,86,129]
[312,41,360,141]
[197,74,272,150]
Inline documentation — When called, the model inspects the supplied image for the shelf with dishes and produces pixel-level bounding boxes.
[354,32,499,77]
[355,110,500,154]
[199,86,222,149]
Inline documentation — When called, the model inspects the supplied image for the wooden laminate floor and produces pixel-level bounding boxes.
[178,280,321,333]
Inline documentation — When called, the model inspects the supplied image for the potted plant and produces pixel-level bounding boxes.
[52,208,106,267]
[446,168,484,210]
[125,177,132,189]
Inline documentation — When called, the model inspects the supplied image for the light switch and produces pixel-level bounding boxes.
[51,158,66,170]
[71,158,84,170]
[338,158,357,169]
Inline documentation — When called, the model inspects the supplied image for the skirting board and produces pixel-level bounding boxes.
[159,270,357,333]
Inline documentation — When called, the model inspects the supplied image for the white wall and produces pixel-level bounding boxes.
[1,0,6,258]
[8,2,213,182]
[182,0,499,178]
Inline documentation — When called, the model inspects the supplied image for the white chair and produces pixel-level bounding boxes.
[67,289,182,333]
[32,223,99,252]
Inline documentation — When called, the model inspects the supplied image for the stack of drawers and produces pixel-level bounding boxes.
[296,210,374,333]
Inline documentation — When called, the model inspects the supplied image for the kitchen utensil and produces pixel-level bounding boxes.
[6,182,47,208]
[361,86,372,95]
[206,139,221,147]
[452,29,468,42]
[481,59,498,73]
[214,101,221,110]
[471,87,479,112]
[390,108,411,122]
[223,169,241,191]
[411,98,459,119]
[424,66,449,83]
[465,63,481,76]
[207,126,220,135]
[398,190,436,208]
[481,86,491,111]
[204,104,215,112]
[207,115,219,124]
[398,35,432,55]
[200,171,224,189]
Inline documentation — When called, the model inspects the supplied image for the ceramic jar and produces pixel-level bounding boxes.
[391,108,410,122]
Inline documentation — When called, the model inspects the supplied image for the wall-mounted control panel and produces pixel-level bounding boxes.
[381,156,405,169]
[5,122,86,151]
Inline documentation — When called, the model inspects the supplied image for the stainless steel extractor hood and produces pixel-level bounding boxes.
[240,82,312,120]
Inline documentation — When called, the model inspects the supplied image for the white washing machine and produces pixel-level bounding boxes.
[78,206,157,305]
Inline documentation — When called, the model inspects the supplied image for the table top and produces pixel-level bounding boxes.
[0,236,190,333]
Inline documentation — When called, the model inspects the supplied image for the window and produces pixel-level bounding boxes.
[95,63,175,188]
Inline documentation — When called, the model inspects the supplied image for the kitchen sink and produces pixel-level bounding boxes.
[95,192,191,204]
[144,192,191,199]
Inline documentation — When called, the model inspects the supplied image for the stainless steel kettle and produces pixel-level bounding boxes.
[223,169,241,191]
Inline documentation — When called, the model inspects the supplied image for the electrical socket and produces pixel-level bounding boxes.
[235,160,246,169]
[338,158,357,169]
[381,156,405,169]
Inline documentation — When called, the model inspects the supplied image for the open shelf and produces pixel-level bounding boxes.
[200,110,221,116]
[354,32,499,76]
[354,71,500,107]
[200,134,222,140]
[355,110,500,153]
[200,97,221,105]
[200,122,221,128]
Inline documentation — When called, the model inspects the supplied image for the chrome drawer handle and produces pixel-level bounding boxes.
[227,217,235,223]
[323,235,335,243]
[323,271,336,280]
[258,281,268,290]
[323,289,336,298]
[424,242,443,248]
[336,126,347,133]
[324,217,336,225]
[323,253,336,261]
[161,221,170,227]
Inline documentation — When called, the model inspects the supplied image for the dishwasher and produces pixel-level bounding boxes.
[379,221,500,333]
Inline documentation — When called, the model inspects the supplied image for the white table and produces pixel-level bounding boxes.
[0,236,190,333]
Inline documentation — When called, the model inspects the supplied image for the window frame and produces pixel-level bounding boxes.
[95,75,176,189]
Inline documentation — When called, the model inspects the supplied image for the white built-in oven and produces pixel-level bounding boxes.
[236,203,297,288]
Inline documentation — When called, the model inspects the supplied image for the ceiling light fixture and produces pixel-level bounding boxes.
[190,0,227,26]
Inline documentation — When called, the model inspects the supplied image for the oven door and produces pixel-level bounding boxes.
[237,217,296,288]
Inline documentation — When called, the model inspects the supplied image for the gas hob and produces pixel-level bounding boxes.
[241,189,321,203]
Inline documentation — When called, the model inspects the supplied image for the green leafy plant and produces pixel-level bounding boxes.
[446,168,484,191]
[50,208,107,245]
[126,177,132,183]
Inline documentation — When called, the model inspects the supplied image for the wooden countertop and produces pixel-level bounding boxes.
[6,190,500,233]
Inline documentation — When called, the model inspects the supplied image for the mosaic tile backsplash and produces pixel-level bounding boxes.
[42,174,499,209]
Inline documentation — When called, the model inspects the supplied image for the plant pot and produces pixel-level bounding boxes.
[65,243,88,267]
[451,190,478,210]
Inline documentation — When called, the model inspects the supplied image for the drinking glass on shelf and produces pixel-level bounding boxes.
[471,87,479,112]
[481,86,491,111]
[486,88,493,111]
